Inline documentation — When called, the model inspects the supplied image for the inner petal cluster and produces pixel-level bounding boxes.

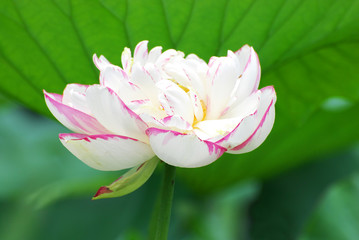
[94,41,259,138]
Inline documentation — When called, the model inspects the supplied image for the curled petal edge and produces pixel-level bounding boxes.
[44,90,110,135]
[216,86,276,152]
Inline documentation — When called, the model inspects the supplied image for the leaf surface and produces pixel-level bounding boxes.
[1,0,359,191]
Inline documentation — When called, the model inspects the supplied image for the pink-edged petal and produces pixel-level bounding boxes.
[44,90,110,135]
[193,92,259,141]
[228,100,275,154]
[139,114,192,134]
[62,84,90,114]
[134,40,149,65]
[93,54,111,71]
[160,115,193,132]
[216,86,276,152]
[215,112,259,149]
[100,67,145,103]
[205,55,241,120]
[193,92,259,142]
[100,65,128,89]
[59,133,154,171]
[146,128,226,168]
[131,63,161,106]
[86,86,149,143]
[234,45,251,74]
[221,90,260,119]
[233,46,261,103]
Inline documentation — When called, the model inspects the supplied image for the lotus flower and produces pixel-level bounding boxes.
[44,41,276,170]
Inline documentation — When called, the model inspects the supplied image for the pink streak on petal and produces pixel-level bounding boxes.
[146,128,227,155]
[162,116,192,130]
[243,51,252,73]
[106,87,148,128]
[131,99,149,104]
[215,110,258,145]
[146,127,184,137]
[204,141,227,155]
[49,93,63,102]
[59,133,140,142]
[231,99,274,151]
[44,91,109,134]
[129,82,141,90]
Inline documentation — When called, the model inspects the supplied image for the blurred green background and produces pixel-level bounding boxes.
[1,0,359,239]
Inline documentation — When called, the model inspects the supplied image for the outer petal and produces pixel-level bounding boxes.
[146,128,226,168]
[229,88,276,153]
[60,133,154,171]
[216,86,276,152]
[44,90,110,135]
[86,85,148,143]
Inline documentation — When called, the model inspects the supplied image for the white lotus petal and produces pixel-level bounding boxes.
[100,67,145,103]
[121,47,132,72]
[86,85,148,142]
[146,128,226,168]
[235,45,251,74]
[193,91,260,141]
[44,90,110,135]
[233,47,261,103]
[93,54,111,71]
[156,49,184,67]
[60,133,154,171]
[216,86,276,151]
[221,90,261,119]
[189,90,204,122]
[205,56,241,120]
[131,63,161,106]
[62,84,90,115]
[157,80,194,124]
[134,40,149,65]
[148,46,162,63]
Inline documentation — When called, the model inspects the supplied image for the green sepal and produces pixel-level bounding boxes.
[92,157,160,200]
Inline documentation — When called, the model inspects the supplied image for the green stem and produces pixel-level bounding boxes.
[149,163,176,240]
